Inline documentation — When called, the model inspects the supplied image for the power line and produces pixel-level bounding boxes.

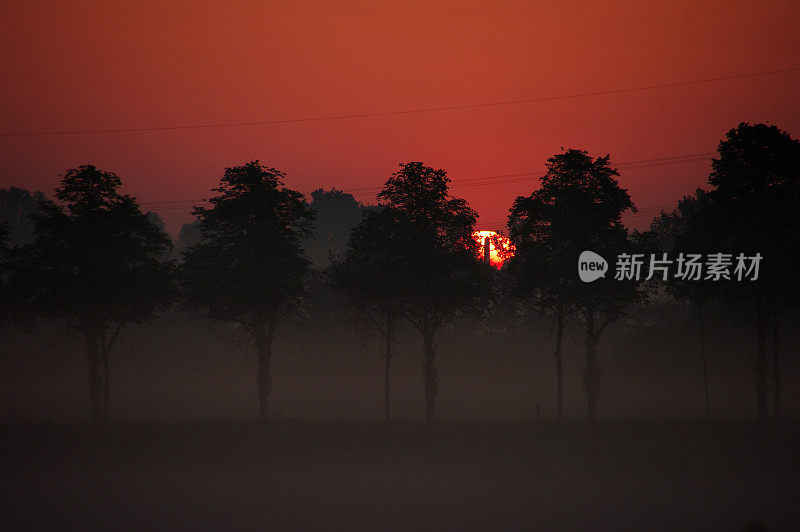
[353,153,713,194]
[446,155,712,190]
[140,150,713,209]
[2,68,798,137]
[327,153,713,194]
[477,205,675,230]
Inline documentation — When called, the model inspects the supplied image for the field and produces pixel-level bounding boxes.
[1,420,798,530]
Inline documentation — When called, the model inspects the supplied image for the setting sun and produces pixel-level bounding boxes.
[473,230,514,269]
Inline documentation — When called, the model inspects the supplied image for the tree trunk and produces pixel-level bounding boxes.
[755,303,769,421]
[84,328,103,425]
[553,310,565,421]
[102,354,110,423]
[384,309,393,426]
[772,311,780,418]
[422,330,438,423]
[255,324,275,421]
[698,303,710,418]
[583,312,600,422]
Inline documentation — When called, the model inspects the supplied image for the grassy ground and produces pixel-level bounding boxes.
[1,419,798,530]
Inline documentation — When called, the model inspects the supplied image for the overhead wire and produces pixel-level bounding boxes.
[2,68,797,137]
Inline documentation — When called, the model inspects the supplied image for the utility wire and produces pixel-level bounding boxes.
[2,68,797,137]
[139,151,713,209]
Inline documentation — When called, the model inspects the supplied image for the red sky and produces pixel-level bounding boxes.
[2,0,799,235]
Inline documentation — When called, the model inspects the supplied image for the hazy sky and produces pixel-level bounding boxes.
[2,0,799,234]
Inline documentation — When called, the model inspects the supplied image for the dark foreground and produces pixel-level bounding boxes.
[1,420,798,531]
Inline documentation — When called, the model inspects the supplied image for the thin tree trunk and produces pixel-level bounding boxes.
[102,354,110,423]
[255,324,275,421]
[384,307,393,426]
[755,303,769,421]
[422,330,438,423]
[583,311,600,422]
[85,327,103,425]
[772,311,780,418]
[698,303,710,418]
[554,310,565,421]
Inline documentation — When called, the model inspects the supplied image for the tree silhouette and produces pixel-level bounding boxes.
[680,123,800,419]
[711,123,800,419]
[376,162,490,422]
[509,149,642,421]
[651,190,718,417]
[11,165,173,424]
[337,205,409,425]
[177,222,202,256]
[181,161,315,421]
[0,221,10,324]
[0,221,8,257]
[507,192,574,420]
[0,187,46,246]
[307,188,365,269]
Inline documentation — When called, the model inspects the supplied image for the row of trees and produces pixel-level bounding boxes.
[651,123,800,419]
[1,122,798,425]
[508,123,800,422]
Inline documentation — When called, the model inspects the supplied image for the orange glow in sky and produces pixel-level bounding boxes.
[1,1,799,236]
[473,230,514,269]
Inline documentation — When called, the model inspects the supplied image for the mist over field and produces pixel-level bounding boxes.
[3,301,800,531]
[2,301,799,423]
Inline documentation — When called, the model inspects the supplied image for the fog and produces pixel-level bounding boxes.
[3,296,797,424]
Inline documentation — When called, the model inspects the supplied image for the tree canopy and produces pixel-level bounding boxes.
[373,161,491,421]
[653,123,800,419]
[377,162,489,334]
[181,161,315,419]
[12,165,173,423]
[508,149,643,420]
[306,188,364,268]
